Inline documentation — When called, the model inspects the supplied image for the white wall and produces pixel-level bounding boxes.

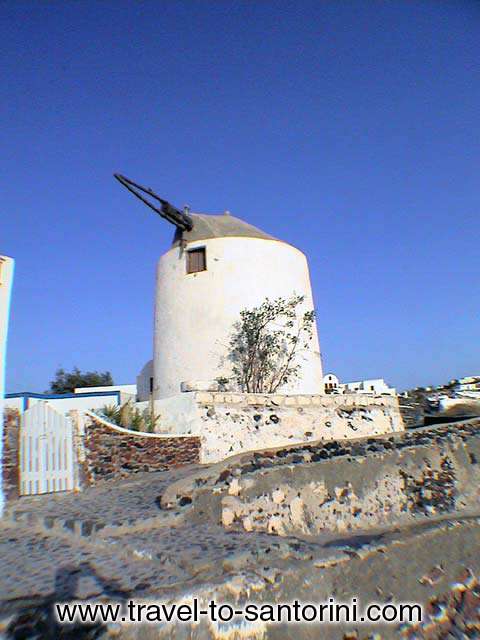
[154,237,323,399]
[5,392,121,415]
[152,391,405,463]
[136,360,153,402]
[0,257,14,408]
[0,256,14,517]
[29,394,120,413]
[75,384,137,396]
[153,393,201,434]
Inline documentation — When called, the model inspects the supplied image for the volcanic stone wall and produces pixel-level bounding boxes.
[162,417,480,538]
[77,413,201,486]
[1,409,20,501]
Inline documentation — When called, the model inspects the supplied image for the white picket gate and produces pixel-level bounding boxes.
[20,402,75,495]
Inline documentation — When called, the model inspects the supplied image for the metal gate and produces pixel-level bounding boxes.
[20,402,74,495]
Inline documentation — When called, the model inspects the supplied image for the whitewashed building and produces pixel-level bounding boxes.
[0,255,15,515]
[454,376,480,392]
[323,373,396,396]
[113,178,404,459]
[5,384,137,415]
[153,212,323,399]
[4,388,127,415]
[0,257,14,411]
[75,384,136,400]
[323,373,340,393]
[136,360,153,402]
[341,378,396,396]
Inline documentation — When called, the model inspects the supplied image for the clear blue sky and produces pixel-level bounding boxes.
[1,1,479,393]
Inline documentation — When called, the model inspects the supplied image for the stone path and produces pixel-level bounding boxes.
[1,463,320,612]
[5,465,202,535]
[2,512,480,640]
[1,419,480,639]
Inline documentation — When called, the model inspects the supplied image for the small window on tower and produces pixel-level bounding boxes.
[187,247,206,274]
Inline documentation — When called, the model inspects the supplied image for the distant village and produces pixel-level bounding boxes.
[409,375,480,399]
[397,375,480,429]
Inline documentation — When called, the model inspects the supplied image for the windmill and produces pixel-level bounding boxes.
[114,173,323,400]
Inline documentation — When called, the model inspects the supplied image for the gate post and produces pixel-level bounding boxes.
[70,410,86,492]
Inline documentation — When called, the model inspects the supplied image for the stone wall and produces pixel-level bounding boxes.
[2,409,20,501]
[162,417,480,538]
[76,412,201,486]
[155,392,404,463]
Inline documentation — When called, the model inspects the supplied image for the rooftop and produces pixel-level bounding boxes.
[171,211,281,246]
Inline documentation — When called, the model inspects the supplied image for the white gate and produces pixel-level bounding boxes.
[20,402,74,495]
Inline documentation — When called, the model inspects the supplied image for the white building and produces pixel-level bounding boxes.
[454,376,480,392]
[74,384,136,402]
[323,373,396,396]
[4,389,126,415]
[0,257,14,412]
[153,212,323,399]
[136,360,153,402]
[323,373,340,393]
[0,255,15,516]
[341,378,396,396]
[5,384,137,415]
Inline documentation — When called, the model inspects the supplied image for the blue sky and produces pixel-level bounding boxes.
[1,1,479,392]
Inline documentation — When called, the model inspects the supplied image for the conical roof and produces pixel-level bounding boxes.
[171,212,280,247]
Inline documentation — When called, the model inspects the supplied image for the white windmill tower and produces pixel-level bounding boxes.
[115,175,323,400]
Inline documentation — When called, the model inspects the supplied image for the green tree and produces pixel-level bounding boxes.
[49,367,113,394]
[224,294,315,394]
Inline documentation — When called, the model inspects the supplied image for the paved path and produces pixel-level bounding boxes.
[2,420,480,639]
[5,466,202,533]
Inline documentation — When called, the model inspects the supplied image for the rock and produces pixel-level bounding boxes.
[289,497,305,527]
[222,508,235,527]
[243,517,253,532]
[228,478,241,496]
[272,489,285,504]
[419,565,445,587]
[267,516,285,535]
